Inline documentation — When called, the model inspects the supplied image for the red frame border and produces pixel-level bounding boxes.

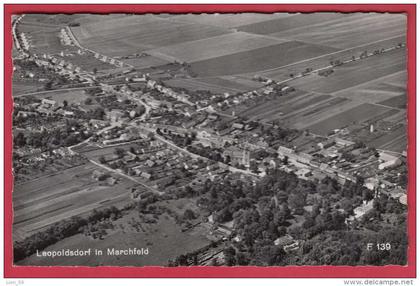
[4,4,416,278]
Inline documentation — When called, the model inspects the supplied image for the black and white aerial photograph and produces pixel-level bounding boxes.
[11,12,408,267]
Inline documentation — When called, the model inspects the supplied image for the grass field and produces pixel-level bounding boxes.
[166,13,292,28]
[237,13,353,35]
[147,31,288,63]
[332,71,406,105]
[19,22,67,55]
[165,78,245,94]
[189,40,338,77]
[270,13,406,49]
[242,92,331,122]
[368,124,407,153]
[13,162,140,241]
[71,15,231,57]
[291,48,406,94]
[121,55,171,69]
[198,76,263,91]
[252,36,406,82]
[12,81,44,95]
[18,208,211,266]
[28,89,89,105]
[379,95,407,109]
[306,103,396,135]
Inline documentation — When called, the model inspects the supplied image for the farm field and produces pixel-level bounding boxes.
[121,55,171,69]
[12,81,44,94]
[189,41,338,77]
[368,124,407,153]
[165,78,246,94]
[379,95,407,109]
[270,13,406,49]
[166,13,293,28]
[20,14,122,27]
[250,35,406,82]
[243,93,331,122]
[197,76,263,92]
[13,162,140,241]
[19,22,67,55]
[27,88,89,105]
[19,209,211,266]
[237,12,352,35]
[291,48,406,94]
[305,103,397,135]
[58,52,115,72]
[71,15,232,57]
[147,32,288,63]
[332,71,406,104]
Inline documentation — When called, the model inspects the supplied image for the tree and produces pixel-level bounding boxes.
[92,107,105,120]
[93,67,98,74]
[223,246,236,266]
[14,132,26,147]
[62,100,68,107]
[44,81,53,90]
[114,148,125,158]
[183,209,196,220]
[99,156,106,164]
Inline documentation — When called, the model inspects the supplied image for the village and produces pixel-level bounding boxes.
[11,13,408,267]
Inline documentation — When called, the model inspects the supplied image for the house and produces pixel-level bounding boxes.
[277,146,294,158]
[107,109,125,122]
[274,234,299,253]
[41,98,57,107]
[317,140,335,149]
[153,176,175,189]
[378,152,402,170]
[63,111,74,117]
[296,168,311,179]
[106,176,117,185]
[145,159,155,168]
[232,123,244,130]
[334,137,354,147]
[141,172,153,180]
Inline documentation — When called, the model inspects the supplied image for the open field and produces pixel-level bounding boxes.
[71,15,231,57]
[189,40,338,77]
[379,95,407,109]
[165,73,264,94]
[121,55,171,69]
[26,88,89,105]
[19,22,66,55]
[147,32,288,63]
[20,14,123,27]
[241,92,331,122]
[237,13,353,35]
[12,81,44,94]
[291,48,406,94]
[306,103,397,135]
[368,124,407,153]
[166,13,292,28]
[197,76,263,92]
[165,78,246,94]
[270,13,406,49]
[18,209,211,266]
[13,162,140,241]
[332,71,406,105]
[250,35,406,82]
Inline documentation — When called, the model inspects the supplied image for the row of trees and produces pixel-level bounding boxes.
[14,206,122,262]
